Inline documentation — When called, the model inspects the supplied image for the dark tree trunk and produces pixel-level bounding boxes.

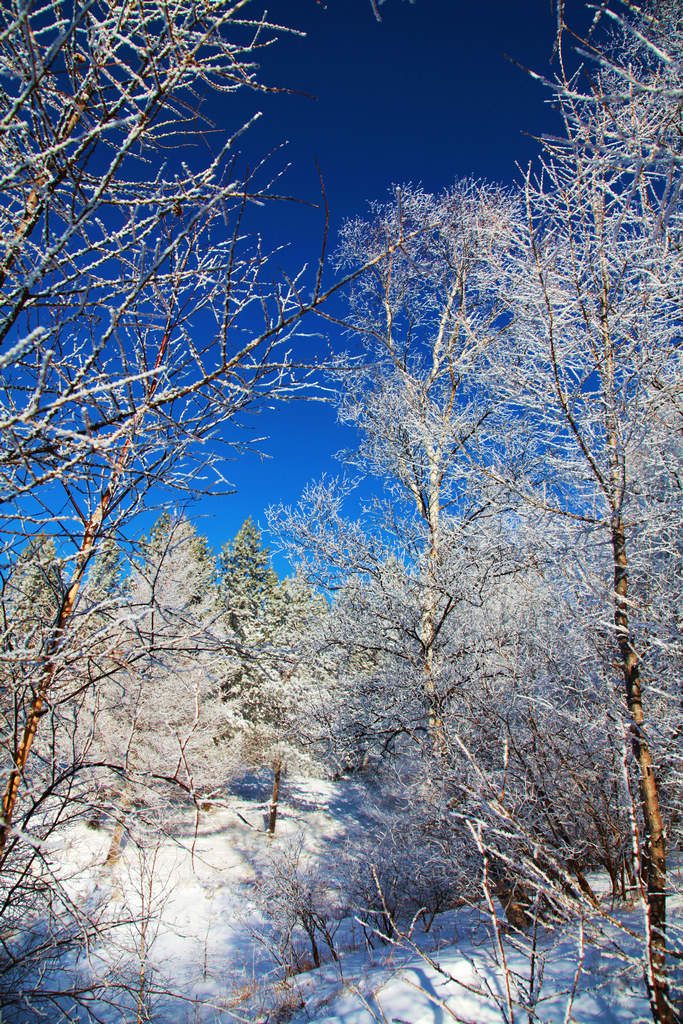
[612,516,672,1024]
[267,757,282,837]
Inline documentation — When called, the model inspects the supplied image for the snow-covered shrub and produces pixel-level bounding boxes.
[252,835,345,976]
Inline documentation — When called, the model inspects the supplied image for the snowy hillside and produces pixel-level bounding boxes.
[11,772,678,1024]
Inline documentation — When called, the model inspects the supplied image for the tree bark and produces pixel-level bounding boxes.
[612,515,672,1024]
[105,784,132,866]
[267,756,282,836]
[0,330,170,863]
[421,512,447,757]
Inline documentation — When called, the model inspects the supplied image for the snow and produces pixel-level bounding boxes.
[13,772,680,1023]
[290,926,650,1024]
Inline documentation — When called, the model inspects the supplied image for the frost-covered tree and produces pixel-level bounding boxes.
[220,517,278,637]
[256,571,332,832]
[147,512,217,610]
[272,32,683,1014]
[274,181,520,752]
[218,517,278,726]
[479,15,683,1017]
[86,515,227,859]
[111,515,222,776]
[0,536,65,812]
[0,1,420,1018]
[85,536,125,608]
[218,518,329,805]
[2,535,63,652]
[0,0,347,874]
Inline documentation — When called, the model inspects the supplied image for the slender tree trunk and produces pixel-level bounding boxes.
[421,501,447,756]
[105,783,132,866]
[267,756,282,836]
[0,329,169,863]
[421,583,446,754]
[0,527,100,860]
[612,515,672,1024]
[305,925,321,969]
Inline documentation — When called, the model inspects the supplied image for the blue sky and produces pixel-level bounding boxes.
[188,0,579,569]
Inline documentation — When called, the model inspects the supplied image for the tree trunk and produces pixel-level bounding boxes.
[0,329,170,864]
[421,594,447,755]
[267,756,282,836]
[421,511,447,757]
[0,506,110,860]
[105,784,132,866]
[612,515,672,1024]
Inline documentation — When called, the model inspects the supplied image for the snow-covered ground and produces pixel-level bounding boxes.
[10,773,680,1023]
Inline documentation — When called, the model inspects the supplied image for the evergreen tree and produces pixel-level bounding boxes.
[85,513,227,853]
[86,536,125,606]
[217,521,329,781]
[146,512,173,557]
[1,537,64,805]
[144,513,217,610]
[219,517,278,634]
[5,535,63,648]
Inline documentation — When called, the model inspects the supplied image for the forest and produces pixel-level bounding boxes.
[0,1,682,1022]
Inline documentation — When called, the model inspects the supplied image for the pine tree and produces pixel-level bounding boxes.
[5,535,63,650]
[145,512,173,557]
[217,518,278,728]
[144,513,217,610]
[86,536,125,606]
[86,514,226,858]
[1,537,64,815]
[217,521,329,790]
[219,517,278,635]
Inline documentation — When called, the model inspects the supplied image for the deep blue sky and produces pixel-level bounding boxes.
[188,0,580,568]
